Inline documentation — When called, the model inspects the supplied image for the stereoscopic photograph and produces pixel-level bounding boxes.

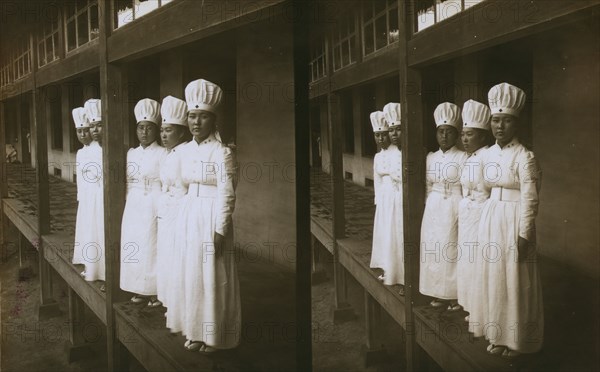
[0,1,598,371]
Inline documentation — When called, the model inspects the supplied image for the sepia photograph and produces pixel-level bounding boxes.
[0,0,598,371]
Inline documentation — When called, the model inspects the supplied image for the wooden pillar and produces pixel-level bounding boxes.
[65,288,94,362]
[30,27,60,319]
[328,90,355,323]
[363,290,389,366]
[399,2,427,371]
[61,84,72,180]
[0,100,7,262]
[99,1,130,370]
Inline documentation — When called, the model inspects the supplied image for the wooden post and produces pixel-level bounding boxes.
[99,1,130,370]
[328,91,355,323]
[363,290,388,366]
[65,287,94,362]
[0,100,7,263]
[399,2,427,371]
[30,27,61,319]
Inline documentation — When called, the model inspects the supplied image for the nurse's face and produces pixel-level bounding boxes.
[437,125,458,151]
[374,131,390,150]
[187,110,215,140]
[76,127,92,146]
[137,121,158,148]
[388,125,401,146]
[160,124,185,150]
[491,114,518,147]
[89,121,103,144]
[461,128,487,154]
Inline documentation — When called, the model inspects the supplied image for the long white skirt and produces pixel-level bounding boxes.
[456,197,484,312]
[120,189,160,296]
[74,185,105,282]
[156,192,184,307]
[419,192,461,299]
[369,182,404,285]
[469,199,544,353]
[166,193,241,349]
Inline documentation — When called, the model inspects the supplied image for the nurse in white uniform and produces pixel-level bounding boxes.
[156,96,189,310]
[472,83,543,357]
[456,99,491,320]
[168,79,240,353]
[72,107,92,268]
[419,102,467,311]
[82,99,105,288]
[120,99,167,306]
[370,104,405,293]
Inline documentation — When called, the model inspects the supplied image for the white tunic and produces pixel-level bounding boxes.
[470,138,543,353]
[166,133,240,349]
[369,144,404,285]
[419,146,467,299]
[456,146,489,313]
[120,141,167,295]
[156,143,187,307]
[75,141,105,281]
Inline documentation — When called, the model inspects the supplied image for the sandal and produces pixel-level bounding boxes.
[148,297,162,308]
[487,344,507,355]
[447,302,462,312]
[184,340,204,351]
[131,295,146,304]
[430,299,445,308]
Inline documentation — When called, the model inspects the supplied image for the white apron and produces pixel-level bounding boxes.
[120,141,167,295]
[370,144,404,285]
[166,134,240,349]
[419,146,467,299]
[456,146,489,313]
[76,141,105,281]
[469,139,543,353]
[156,143,187,307]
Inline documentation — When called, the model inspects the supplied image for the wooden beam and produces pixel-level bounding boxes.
[99,1,129,370]
[0,76,35,102]
[36,44,99,87]
[107,0,287,63]
[399,1,427,371]
[407,0,599,67]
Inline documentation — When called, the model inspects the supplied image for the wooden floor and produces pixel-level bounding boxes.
[309,168,599,371]
[2,163,297,371]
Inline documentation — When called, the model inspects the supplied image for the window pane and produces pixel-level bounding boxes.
[66,1,76,18]
[333,47,341,71]
[349,36,356,62]
[67,20,77,50]
[116,0,134,28]
[375,15,387,50]
[77,11,89,47]
[52,33,59,59]
[90,5,99,39]
[364,23,374,55]
[135,0,160,19]
[417,6,435,32]
[46,38,54,63]
[38,42,45,66]
[342,40,350,66]
[437,0,462,22]
[388,8,399,43]
[77,0,88,12]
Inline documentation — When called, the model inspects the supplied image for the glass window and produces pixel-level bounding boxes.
[309,38,327,83]
[362,0,399,57]
[332,9,356,71]
[416,0,487,33]
[77,12,89,46]
[114,0,177,29]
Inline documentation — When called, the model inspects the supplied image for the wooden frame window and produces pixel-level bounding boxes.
[309,37,327,83]
[64,0,99,53]
[13,37,32,81]
[332,9,357,72]
[38,18,60,67]
[361,0,399,57]
[114,0,175,29]
[415,0,486,33]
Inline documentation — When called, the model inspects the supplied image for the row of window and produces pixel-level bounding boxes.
[1,0,177,88]
[310,0,487,83]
